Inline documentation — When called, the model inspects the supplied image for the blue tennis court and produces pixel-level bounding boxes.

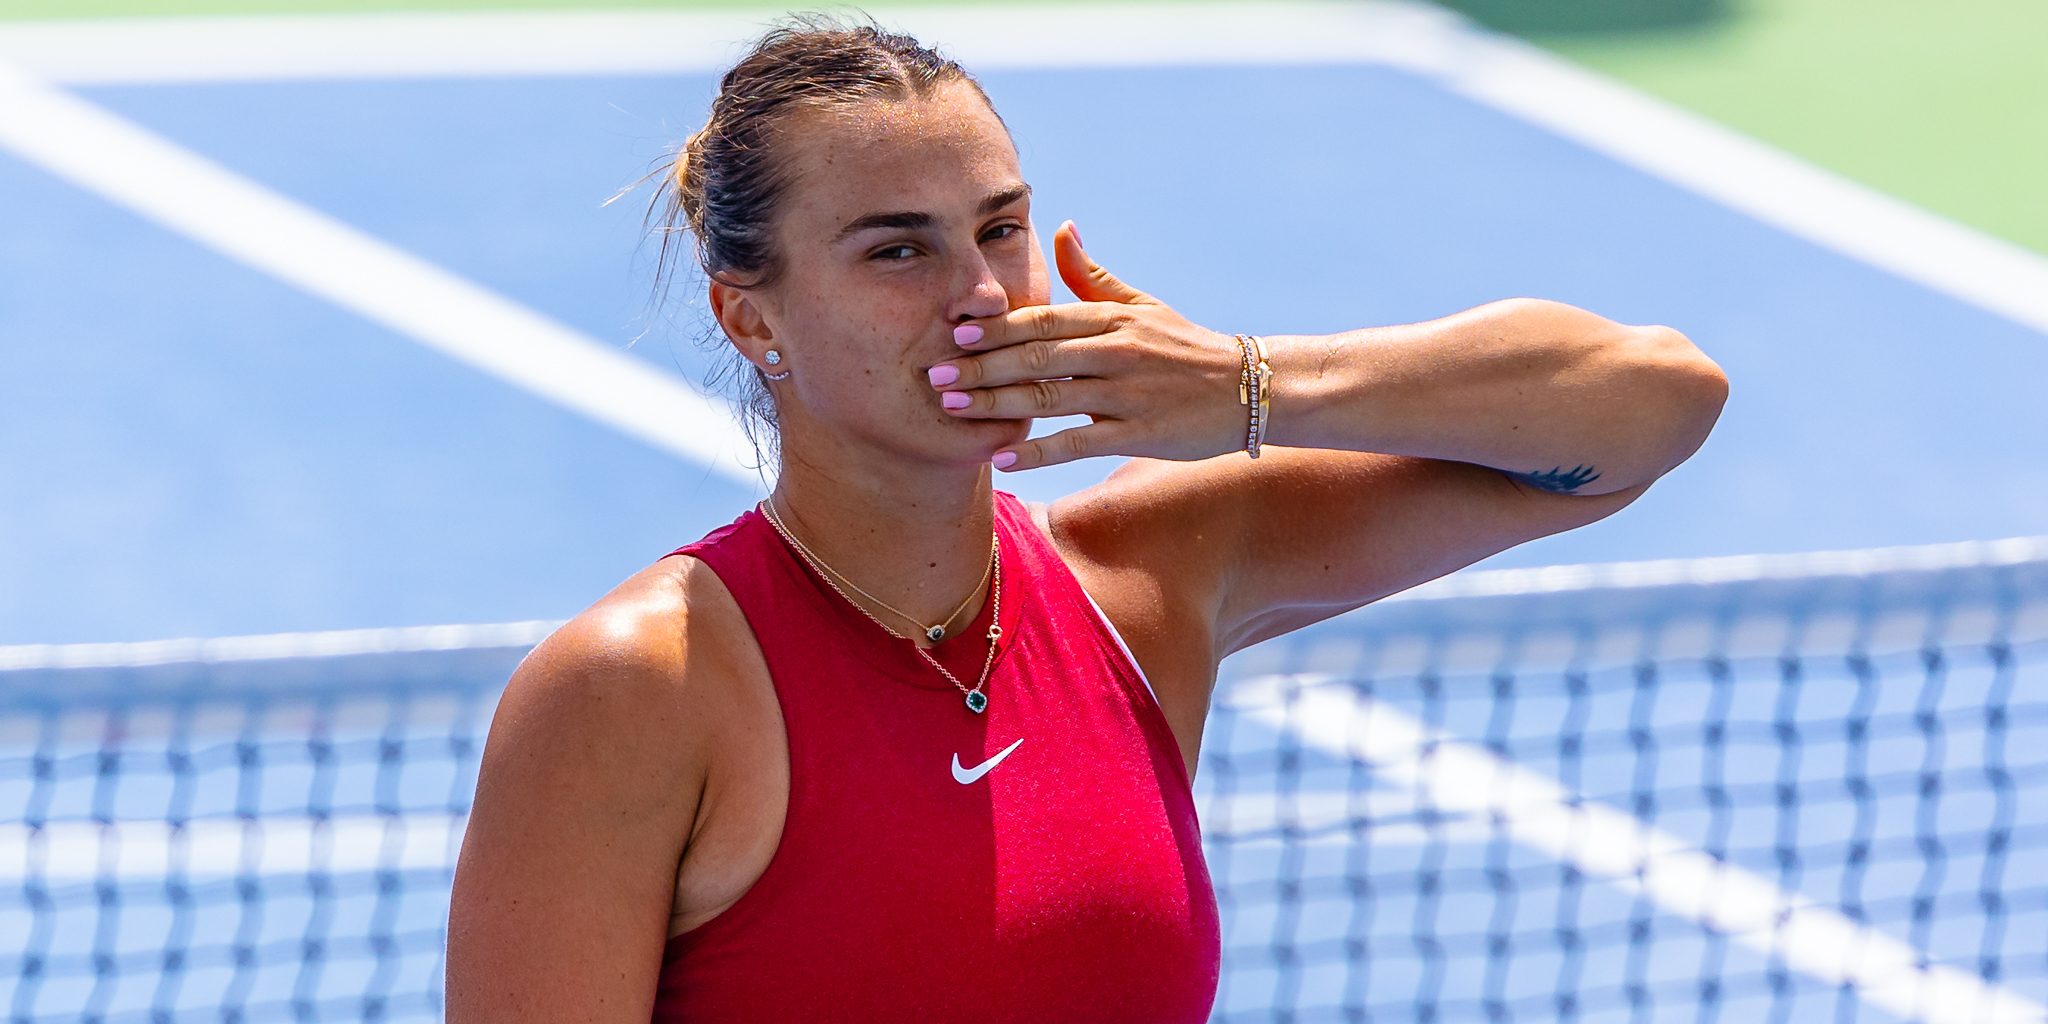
[4,7,2045,1021]
[8,46,2047,647]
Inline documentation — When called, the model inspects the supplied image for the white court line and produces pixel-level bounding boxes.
[1407,29,2048,341]
[0,1,2043,338]
[1223,672,2048,1024]
[0,2,1472,82]
[0,60,766,490]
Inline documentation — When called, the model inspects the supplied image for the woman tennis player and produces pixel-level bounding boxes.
[445,11,1726,1022]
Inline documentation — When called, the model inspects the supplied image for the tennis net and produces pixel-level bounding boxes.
[3,535,2045,1022]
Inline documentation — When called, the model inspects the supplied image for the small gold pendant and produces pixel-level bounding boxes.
[926,625,946,642]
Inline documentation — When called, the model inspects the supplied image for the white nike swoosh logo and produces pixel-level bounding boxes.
[952,737,1025,785]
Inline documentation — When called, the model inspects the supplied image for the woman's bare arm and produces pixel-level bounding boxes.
[445,598,712,1022]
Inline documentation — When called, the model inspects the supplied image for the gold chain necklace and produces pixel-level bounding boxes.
[762,495,994,643]
[758,496,1004,714]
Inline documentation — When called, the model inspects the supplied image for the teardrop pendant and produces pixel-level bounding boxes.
[926,624,946,642]
[965,690,988,714]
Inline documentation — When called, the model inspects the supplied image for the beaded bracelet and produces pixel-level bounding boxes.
[1247,334,1271,458]
[1234,333,1273,459]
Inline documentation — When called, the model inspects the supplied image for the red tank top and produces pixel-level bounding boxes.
[650,489,1221,1022]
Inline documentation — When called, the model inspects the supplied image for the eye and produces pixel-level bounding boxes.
[867,224,1024,263]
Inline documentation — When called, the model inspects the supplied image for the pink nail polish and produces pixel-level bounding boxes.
[927,364,959,387]
[954,324,983,346]
[992,451,1018,470]
[1070,222,1084,249]
[942,391,971,409]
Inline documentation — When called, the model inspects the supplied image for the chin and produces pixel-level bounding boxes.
[990,418,1036,443]
[943,415,1033,454]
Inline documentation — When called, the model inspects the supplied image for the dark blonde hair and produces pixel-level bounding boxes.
[640,8,1009,467]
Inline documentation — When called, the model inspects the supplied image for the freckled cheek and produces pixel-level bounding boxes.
[798,326,932,392]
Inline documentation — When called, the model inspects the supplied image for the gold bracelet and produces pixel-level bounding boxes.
[1235,333,1255,407]
[1233,334,1271,459]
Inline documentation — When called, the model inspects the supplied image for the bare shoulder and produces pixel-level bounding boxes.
[444,554,748,1020]
[506,552,752,798]
[506,555,729,752]
[1025,468,1220,635]
[1029,461,1232,636]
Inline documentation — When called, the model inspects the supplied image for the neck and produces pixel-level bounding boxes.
[766,448,1000,650]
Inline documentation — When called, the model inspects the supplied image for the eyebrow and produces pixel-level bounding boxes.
[831,182,1033,244]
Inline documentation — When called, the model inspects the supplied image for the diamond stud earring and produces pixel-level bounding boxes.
[763,349,790,380]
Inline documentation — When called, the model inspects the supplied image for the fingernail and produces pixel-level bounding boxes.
[1069,222,1083,249]
[992,451,1018,470]
[942,391,971,409]
[927,364,959,387]
[954,323,983,346]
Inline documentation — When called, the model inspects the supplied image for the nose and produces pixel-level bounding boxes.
[951,248,1009,325]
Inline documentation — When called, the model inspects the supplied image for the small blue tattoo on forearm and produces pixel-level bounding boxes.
[1509,464,1601,494]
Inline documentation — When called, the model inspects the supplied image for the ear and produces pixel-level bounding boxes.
[709,278,775,357]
